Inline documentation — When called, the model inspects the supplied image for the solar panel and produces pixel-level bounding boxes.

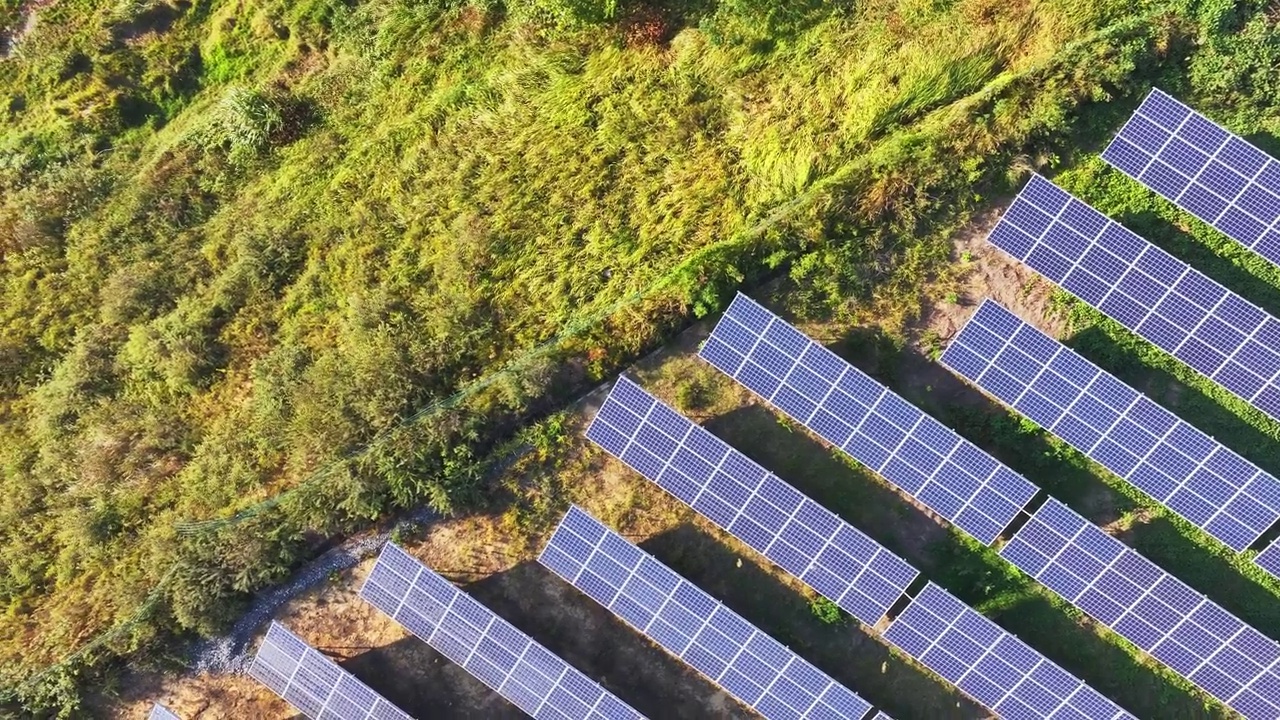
[1002,499,1280,719]
[586,376,919,624]
[1256,538,1280,586]
[884,583,1134,720]
[248,621,413,720]
[697,293,1039,545]
[1102,89,1280,271]
[149,705,180,720]
[941,299,1280,553]
[988,173,1280,428]
[539,506,877,720]
[359,543,645,720]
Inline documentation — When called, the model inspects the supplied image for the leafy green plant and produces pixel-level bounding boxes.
[809,596,846,626]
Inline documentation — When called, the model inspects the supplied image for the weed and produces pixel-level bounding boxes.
[808,596,847,626]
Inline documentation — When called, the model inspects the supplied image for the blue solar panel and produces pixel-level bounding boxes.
[540,506,878,720]
[1258,539,1280,582]
[883,583,1135,720]
[1003,499,1280,719]
[586,376,918,624]
[149,705,180,720]
[359,543,645,720]
[989,173,1280,428]
[941,299,1280,554]
[698,293,1038,545]
[248,622,414,720]
[1103,89,1280,271]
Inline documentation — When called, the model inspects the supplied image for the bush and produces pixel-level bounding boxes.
[507,0,619,28]
[809,596,846,625]
[194,87,284,160]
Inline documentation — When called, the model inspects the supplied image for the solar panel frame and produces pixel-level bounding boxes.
[149,705,181,720]
[585,376,919,625]
[1002,499,1280,719]
[248,621,413,720]
[1102,89,1280,272]
[883,583,1135,720]
[987,173,1280,430]
[359,543,645,720]
[697,293,1039,545]
[941,299,1280,554]
[539,506,877,720]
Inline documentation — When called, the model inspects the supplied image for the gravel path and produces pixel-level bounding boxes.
[189,507,437,674]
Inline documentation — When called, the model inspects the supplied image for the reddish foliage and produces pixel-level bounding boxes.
[620,5,673,48]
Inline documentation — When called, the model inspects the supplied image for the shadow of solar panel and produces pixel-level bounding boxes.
[1002,499,1280,719]
[359,543,645,720]
[1103,89,1280,271]
[697,293,1038,545]
[883,583,1135,720]
[248,621,413,720]
[540,506,878,720]
[149,705,180,720]
[989,173,1280,431]
[586,376,918,625]
[942,299,1280,554]
[1259,540,1280,581]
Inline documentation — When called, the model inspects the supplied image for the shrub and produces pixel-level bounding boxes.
[194,87,284,161]
[809,596,846,625]
[507,0,618,28]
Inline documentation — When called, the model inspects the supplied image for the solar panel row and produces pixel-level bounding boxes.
[586,376,919,625]
[884,583,1136,720]
[359,544,645,720]
[698,293,1039,545]
[941,299,1280,553]
[1103,89,1280,272]
[248,622,413,720]
[1002,499,1280,720]
[540,506,876,720]
[148,705,180,720]
[988,173,1280,429]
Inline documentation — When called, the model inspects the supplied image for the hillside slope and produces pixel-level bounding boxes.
[5,0,1276,714]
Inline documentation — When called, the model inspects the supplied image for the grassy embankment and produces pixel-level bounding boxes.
[5,0,1277,715]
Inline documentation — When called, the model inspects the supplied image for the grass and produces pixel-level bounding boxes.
[3,0,1278,715]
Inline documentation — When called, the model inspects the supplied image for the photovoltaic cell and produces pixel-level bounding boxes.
[1103,89,1280,272]
[1002,499,1280,720]
[941,299,1280,554]
[540,506,877,720]
[248,622,413,720]
[1258,539,1280,581]
[883,583,1134,720]
[149,705,180,720]
[359,543,644,720]
[988,173,1280,429]
[586,376,918,624]
[698,293,1039,545]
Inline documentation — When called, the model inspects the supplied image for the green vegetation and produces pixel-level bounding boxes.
[808,596,848,626]
[3,0,1280,715]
